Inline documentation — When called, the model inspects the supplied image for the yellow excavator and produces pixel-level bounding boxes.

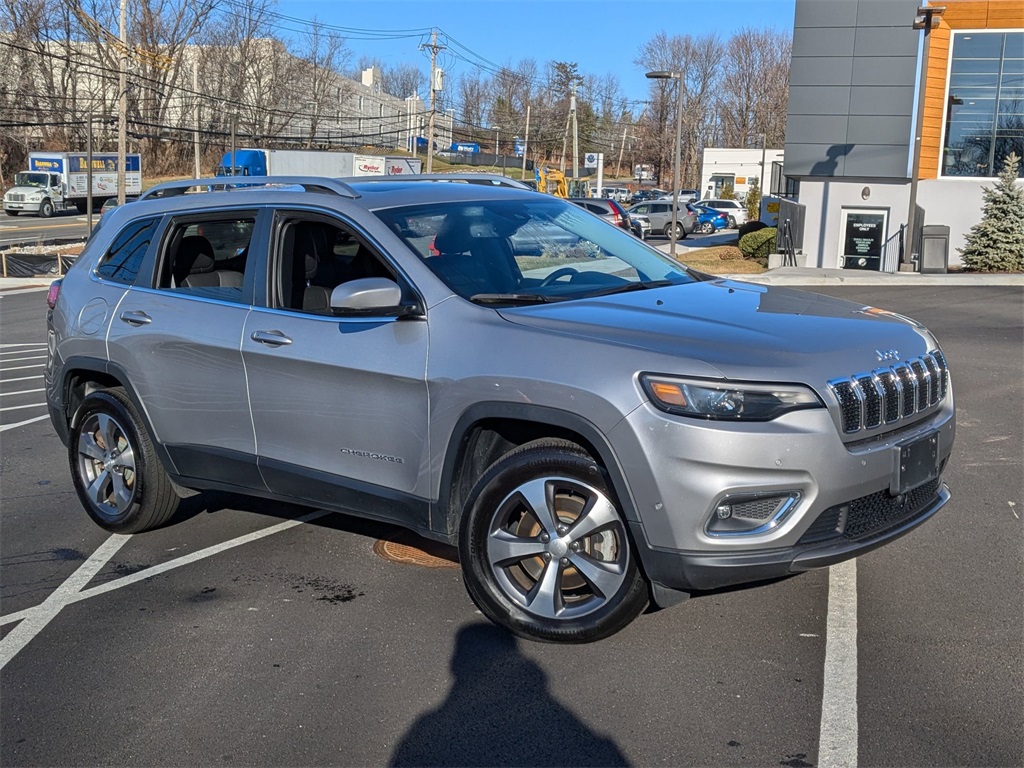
[536,167,590,198]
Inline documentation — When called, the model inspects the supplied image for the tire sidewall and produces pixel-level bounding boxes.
[459,444,647,643]
[39,200,54,218]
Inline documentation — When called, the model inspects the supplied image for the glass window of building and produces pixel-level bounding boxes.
[942,31,1024,178]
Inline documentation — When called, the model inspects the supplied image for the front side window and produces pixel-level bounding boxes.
[943,31,1024,178]
[96,217,160,285]
[273,216,396,314]
[375,198,695,305]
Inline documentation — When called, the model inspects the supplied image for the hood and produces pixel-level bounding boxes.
[496,280,936,385]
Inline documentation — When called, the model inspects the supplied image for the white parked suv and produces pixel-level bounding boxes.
[701,199,748,228]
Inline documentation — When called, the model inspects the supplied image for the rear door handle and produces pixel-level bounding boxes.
[250,330,292,346]
[119,310,152,326]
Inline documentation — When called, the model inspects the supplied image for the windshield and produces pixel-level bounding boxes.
[14,173,49,188]
[375,197,696,305]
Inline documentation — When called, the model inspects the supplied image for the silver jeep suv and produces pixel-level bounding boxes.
[45,176,955,643]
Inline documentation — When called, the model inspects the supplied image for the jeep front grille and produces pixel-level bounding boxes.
[828,350,948,434]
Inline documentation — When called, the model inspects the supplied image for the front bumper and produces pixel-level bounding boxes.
[609,386,955,593]
[635,481,949,592]
[4,200,41,213]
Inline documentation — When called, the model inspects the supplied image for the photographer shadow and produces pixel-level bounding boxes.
[390,623,629,767]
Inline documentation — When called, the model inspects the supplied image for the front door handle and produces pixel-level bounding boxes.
[119,310,152,326]
[250,330,292,346]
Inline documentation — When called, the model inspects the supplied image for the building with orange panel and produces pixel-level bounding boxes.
[783,0,1022,270]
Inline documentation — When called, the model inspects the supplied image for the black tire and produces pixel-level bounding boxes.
[459,438,648,643]
[728,215,737,228]
[39,199,54,218]
[663,222,685,240]
[5,210,18,217]
[699,221,715,235]
[69,388,180,534]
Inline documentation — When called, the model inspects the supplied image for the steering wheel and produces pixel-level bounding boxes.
[539,267,579,287]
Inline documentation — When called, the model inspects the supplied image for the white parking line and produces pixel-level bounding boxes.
[0,534,130,671]
[818,559,858,768]
[0,356,47,363]
[0,402,47,412]
[0,376,43,383]
[0,414,49,432]
[0,344,47,351]
[0,509,332,651]
[0,388,45,397]
[2,364,45,372]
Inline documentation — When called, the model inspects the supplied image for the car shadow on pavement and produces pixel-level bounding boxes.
[389,623,630,767]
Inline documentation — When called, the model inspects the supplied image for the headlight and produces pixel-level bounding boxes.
[30,192,45,201]
[641,374,824,421]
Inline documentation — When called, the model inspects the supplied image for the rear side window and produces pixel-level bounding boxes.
[156,215,256,303]
[95,217,160,285]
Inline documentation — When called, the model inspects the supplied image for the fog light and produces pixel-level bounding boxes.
[706,492,802,536]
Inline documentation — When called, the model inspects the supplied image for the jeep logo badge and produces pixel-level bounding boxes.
[876,348,901,362]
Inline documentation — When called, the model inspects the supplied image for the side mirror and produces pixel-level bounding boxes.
[330,277,421,317]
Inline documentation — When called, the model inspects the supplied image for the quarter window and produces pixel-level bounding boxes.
[95,217,159,285]
[943,31,1024,178]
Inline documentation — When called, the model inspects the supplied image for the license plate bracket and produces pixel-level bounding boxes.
[891,431,940,495]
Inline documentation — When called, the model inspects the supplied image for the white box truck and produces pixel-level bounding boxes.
[3,152,142,217]
[216,149,413,178]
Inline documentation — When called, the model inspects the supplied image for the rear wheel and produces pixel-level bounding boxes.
[69,388,180,533]
[663,222,685,240]
[460,439,648,643]
[699,221,715,234]
[727,215,737,228]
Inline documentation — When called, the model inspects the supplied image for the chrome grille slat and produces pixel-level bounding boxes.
[828,350,949,436]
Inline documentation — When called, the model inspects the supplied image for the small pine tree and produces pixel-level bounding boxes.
[721,183,736,200]
[958,152,1024,272]
[745,177,761,222]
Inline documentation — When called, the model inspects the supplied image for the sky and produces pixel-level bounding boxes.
[279,0,798,105]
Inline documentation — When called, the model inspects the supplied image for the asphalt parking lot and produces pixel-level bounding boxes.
[1,283,1021,767]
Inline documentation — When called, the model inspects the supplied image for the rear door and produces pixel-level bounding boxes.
[241,209,430,528]
[105,207,268,487]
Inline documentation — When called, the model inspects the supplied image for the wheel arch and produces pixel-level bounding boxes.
[437,402,641,544]
[58,356,177,476]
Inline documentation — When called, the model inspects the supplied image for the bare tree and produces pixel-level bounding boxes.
[298,17,350,147]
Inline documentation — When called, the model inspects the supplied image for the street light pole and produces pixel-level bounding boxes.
[647,70,684,257]
[906,4,946,270]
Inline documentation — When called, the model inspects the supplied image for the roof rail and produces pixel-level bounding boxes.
[139,176,361,201]
[344,173,534,190]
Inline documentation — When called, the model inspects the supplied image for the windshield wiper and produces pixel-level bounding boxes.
[469,293,560,305]
[581,280,676,298]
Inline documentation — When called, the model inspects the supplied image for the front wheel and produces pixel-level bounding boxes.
[69,388,180,533]
[39,199,54,218]
[460,439,648,643]
[5,210,18,217]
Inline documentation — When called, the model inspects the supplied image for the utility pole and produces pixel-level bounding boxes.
[616,124,628,177]
[570,82,579,183]
[421,30,445,173]
[116,0,127,205]
[230,116,236,177]
[193,56,201,178]
[521,104,530,181]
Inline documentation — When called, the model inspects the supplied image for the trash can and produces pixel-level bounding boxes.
[920,225,950,274]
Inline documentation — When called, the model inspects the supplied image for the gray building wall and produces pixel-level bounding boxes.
[784,0,921,180]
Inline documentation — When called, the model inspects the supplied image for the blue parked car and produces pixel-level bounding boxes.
[687,203,728,234]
